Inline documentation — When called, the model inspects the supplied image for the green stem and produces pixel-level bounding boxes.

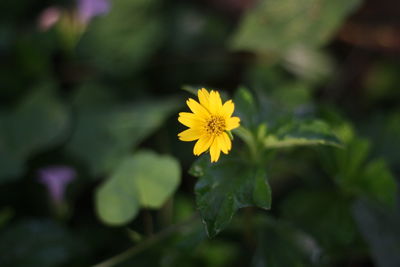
[92,214,199,267]
[143,210,154,236]
[233,126,259,162]
[162,197,174,227]
[243,207,257,250]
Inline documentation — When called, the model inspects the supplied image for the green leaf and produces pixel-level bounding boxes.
[79,0,164,75]
[320,136,396,207]
[253,216,320,267]
[96,151,181,225]
[359,159,396,207]
[197,241,239,267]
[181,85,199,96]
[280,190,358,255]
[362,112,400,168]
[352,199,400,267]
[268,81,313,111]
[233,87,258,128]
[338,138,370,181]
[0,219,86,267]
[0,87,69,182]
[190,156,271,237]
[96,177,140,225]
[319,137,369,185]
[0,207,13,229]
[264,120,342,148]
[282,45,334,83]
[230,0,361,53]
[66,98,179,176]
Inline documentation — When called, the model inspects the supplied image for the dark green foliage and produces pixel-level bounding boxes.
[252,216,320,267]
[320,136,397,207]
[66,97,180,176]
[79,0,164,75]
[353,200,400,267]
[281,190,358,257]
[0,220,87,267]
[190,156,271,237]
[0,0,399,266]
[0,87,69,182]
[231,0,361,53]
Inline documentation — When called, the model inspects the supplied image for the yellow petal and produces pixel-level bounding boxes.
[178,128,202,141]
[208,90,223,115]
[224,132,232,151]
[226,117,240,130]
[186,98,209,119]
[193,135,213,156]
[209,138,221,162]
[198,88,210,111]
[221,100,234,119]
[218,132,231,154]
[178,112,204,128]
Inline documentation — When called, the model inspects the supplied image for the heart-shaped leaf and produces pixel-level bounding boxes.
[96,150,181,225]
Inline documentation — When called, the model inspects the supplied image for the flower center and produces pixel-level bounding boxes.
[205,115,226,136]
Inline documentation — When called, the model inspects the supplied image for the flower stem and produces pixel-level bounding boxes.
[92,214,199,267]
[233,126,260,162]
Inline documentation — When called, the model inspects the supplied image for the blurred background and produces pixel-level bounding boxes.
[0,0,399,266]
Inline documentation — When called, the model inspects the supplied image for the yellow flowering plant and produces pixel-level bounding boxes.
[178,88,240,162]
[178,87,344,237]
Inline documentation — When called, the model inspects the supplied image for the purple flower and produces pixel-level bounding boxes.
[37,7,61,31]
[38,166,76,204]
[77,0,111,23]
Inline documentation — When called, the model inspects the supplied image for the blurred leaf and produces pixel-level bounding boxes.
[0,207,13,229]
[352,199,400,267]
[0,219,86,267]
[282,45,334,83]
[72,82,119,108]
[197,241,239,267]
[320,137,370,187]
[79,0,164,75]
[126,228,143,243]
[190,156,271,237]
[269,82,313,112]
[364,61,400,103]
[166,5,231,54]
[160,224,206,267]
[233,87,258,129]
[172,195,196,223]
[231,0,361,53]
[359,159,396,207]
[162,226,240,267]
[66,98,179,176]
[96,175,140,226]
[320,137,397,207]
[181,85,199,96]
[96,150,181,225]
[264,120,342,148]
[244,67,317,127]
[362,112,400,169]
[280,190,358,257]
[253,216,320,267]
[338,139,370,180]
[0,87,69,182]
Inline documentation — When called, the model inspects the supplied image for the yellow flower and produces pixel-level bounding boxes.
[178,88,240,162]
